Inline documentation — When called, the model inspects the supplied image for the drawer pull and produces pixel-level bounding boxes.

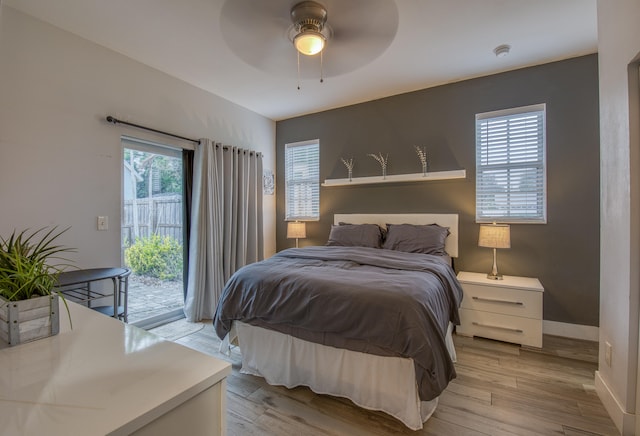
[472,296,524,306]
[472,322,523,333]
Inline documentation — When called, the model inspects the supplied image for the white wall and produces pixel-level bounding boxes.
[595,1,640,434]
[0,6,276,269]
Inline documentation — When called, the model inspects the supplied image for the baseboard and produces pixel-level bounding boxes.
[543,320,599,342]
[595,371,636,435]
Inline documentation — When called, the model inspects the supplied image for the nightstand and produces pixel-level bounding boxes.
[456,271,544,348]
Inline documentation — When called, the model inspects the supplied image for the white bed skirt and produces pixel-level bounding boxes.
[224,322,456,430]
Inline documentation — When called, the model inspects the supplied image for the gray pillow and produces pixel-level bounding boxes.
[326,223,383,248]
[382,223,450,255]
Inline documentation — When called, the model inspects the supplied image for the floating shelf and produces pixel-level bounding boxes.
[322,169,466,187]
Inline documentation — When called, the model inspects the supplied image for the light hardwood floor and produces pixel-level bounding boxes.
[172,323,618,435]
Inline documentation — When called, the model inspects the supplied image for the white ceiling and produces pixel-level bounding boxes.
[4,0,597,121]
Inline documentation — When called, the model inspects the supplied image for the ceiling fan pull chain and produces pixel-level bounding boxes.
[320,50,324,83]
[297,51,301,90]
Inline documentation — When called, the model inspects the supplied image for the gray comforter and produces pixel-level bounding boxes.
[213,245,464,401]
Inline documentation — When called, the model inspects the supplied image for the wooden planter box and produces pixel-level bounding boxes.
[0,294,59,346]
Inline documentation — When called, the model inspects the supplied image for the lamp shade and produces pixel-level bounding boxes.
[287,221,307,239]
[478,223,510,249]
[294,31,325,55]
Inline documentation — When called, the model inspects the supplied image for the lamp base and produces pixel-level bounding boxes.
[486,248,503,280]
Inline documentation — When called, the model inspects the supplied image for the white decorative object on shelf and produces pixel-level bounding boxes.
[340,157,354,182]
[322,169,466,186]
[414,145,428,176]
[367,152,388,179]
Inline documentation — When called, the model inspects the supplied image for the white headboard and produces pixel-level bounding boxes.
[334,213,459,258]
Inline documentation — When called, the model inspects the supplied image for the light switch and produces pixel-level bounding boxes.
[97,216,108,231]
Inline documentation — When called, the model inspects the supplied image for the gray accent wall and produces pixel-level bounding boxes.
[276,54,600,327]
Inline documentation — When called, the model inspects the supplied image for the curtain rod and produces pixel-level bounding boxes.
[106,116,199,144]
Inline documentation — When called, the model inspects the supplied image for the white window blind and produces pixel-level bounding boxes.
[476,104,546,223]
[285,139,320,221]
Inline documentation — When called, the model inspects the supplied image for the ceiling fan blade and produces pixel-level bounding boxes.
[219,0,399,78]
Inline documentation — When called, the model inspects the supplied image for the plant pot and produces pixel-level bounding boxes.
[0,294,60,346]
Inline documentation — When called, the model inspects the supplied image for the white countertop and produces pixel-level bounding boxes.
[0,301,231,435]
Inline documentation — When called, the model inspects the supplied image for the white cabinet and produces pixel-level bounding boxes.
[456,271,544,348]
[0,302,231,435]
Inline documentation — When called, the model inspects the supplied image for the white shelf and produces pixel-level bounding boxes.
[322,169,466,187]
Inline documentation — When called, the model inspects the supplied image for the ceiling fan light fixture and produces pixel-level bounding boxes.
[291,1,328,56]
[294,30,326,56]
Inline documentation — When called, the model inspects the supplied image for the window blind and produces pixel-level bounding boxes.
[476,104,546,223]
[285,140,320,221]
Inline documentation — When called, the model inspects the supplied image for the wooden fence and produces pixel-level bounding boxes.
[122,195,183,246]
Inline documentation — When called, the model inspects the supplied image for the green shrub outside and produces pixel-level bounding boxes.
[125,235,182,280]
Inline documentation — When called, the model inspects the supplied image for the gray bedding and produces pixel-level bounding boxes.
[213,245,464,401]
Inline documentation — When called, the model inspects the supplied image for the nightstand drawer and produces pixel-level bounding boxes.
[460,283,542,319]
[457,308,542,348]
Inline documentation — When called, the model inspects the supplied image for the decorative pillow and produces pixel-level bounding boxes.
[326,223,383,248]
[382,223,450,255]
[339,222,387,240]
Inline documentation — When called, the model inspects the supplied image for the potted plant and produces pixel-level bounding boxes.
[0,227,74,346]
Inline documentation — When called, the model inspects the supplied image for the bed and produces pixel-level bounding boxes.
[213,213,463,430]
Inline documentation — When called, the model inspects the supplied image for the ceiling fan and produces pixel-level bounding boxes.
[219,0,399,82]
[289,1,329,56]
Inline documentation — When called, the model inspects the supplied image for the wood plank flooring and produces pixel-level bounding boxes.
[171,322,618,435]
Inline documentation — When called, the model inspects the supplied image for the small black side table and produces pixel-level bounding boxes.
[55,268,131,322]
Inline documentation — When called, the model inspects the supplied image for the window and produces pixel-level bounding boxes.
[476,104,547,223]
[285,139,320,221]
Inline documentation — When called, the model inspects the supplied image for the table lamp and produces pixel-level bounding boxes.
[478,223,511,280]
[287,221,306,248]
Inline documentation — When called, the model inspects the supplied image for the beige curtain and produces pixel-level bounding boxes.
[184,139,263,321]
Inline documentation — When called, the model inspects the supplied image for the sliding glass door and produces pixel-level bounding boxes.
[122,137,186,328]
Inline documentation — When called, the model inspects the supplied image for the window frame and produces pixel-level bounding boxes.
[475,103,547,224]
[284,139,320,222]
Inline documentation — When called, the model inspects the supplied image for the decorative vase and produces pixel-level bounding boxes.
[414,145,428,177]
[0,294,60,346]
